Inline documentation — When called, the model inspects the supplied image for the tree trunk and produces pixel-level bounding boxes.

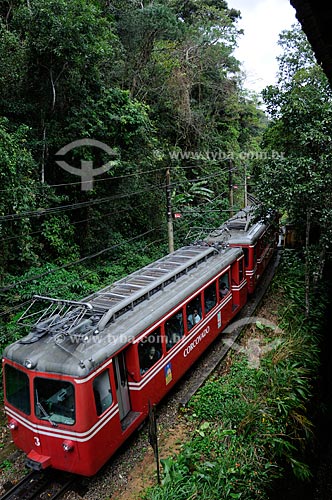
[316,247,326,282]
[304,208,311,318]
[41,123,46,184]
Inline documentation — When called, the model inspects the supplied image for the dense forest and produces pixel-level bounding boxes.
[0,2,331,339]
[0,0,266,338]
[2,1,332,498]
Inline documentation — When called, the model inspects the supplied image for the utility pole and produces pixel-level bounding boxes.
[166,167,174,253]
[148,401,161,484]
[228,159,234,216]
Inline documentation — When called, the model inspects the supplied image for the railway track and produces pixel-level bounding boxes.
[0,469,75,500]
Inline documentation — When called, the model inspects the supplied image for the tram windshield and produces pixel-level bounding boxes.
[5,364,31,415]
[34,377,75,426]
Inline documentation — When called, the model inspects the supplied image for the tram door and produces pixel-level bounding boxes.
[114,352,131,421]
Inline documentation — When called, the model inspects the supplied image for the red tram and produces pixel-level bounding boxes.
[206,207,277,294]
[2,207,277,476]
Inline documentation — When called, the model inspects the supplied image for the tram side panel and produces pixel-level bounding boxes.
[70,365,127,476]
[231,233,276,294]
[256,227,278,282]
[127,257,247,415]
[230,255,247,309]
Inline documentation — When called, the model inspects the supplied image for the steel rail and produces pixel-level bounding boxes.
[0,470,75,500]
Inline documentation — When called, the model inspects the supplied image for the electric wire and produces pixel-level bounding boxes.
[0,299,34,320]
[0,166,165,194]
[0,184,164,222]
[0,192,226,317]
[0,225,164,294]
[0,168,233,300]
[0,183,233,316]
[0,167,230,223]
[0,161,234,194]
[0,227,168,319]
[0,177,230,296]
[0,185,224,299]
[0,196,163,244]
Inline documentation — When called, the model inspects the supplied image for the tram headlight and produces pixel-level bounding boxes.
[62,440,74,452]
[24,359,36,369]
[8,419,18,430]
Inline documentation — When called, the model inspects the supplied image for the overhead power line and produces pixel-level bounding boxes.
[0,230,169,320]
[0,165,168,194]
[0,167,230,224]
[0,162,231,194]
[0,225,164,294]
[0,197,159,244]
[0,183,164,222]
[0,299,33,320]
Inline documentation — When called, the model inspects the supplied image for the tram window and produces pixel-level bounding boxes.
[262,230,269,247]
[239,259,244,282]
[204,282,217,313]
[186,295,202,331]
[256,240,261,257]
[242,248,249,267]
[219,273,230,299]
[138,328,162,375]
[5,365,31,415]
[34,377,75,425]
[165,310,184,351]
[93,370,113,416]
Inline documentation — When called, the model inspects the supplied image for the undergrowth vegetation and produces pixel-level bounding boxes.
[143,251,327,500]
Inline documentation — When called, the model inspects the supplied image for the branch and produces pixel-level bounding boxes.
[50,69,56,111]
[49,62,68,112]
[5,2,13,25]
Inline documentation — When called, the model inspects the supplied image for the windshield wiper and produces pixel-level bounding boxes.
[35,390,58,428]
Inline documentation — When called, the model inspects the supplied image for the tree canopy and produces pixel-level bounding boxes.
[0,0,265,285]
[256,24,332,315]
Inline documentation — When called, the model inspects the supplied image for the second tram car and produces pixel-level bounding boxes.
[206,207,277,293]
[2,207,278,476]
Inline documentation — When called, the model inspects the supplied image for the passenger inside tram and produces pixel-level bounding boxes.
[220,282,229,297]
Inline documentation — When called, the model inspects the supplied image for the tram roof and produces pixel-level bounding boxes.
[3,245,242,378]
[206,207,267,246]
